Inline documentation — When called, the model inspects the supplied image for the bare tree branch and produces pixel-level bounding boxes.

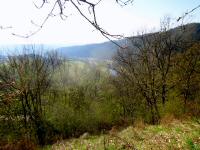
[177,4,200,21]
[33,0,47,9]
[0,25,12,30]
[12,0,58,38]
[70,0,124,48]
[117,0,134,6]
[12,0,133,48]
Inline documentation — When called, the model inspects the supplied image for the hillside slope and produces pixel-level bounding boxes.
[43,119,200,150]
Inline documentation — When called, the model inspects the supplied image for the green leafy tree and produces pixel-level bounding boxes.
[0,47,61,145]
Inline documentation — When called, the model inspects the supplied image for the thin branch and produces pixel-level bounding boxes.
[12,0,133,48]
[70,0,124,48]
[0,25,12,30]
[177,4,200,21]
[12,0,58,38]
[117,0,134,7]
[33,0,47,9]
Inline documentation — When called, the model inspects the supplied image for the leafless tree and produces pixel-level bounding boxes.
[113,36,161,124]
[150,19,184,105]
[112,19,185,123]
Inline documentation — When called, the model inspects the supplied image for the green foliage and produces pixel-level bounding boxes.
[1,39,200,148]
[186,138,200,150]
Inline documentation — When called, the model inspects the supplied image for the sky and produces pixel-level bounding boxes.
[0,0,200,46]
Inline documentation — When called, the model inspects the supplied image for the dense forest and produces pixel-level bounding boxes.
[0,22,200,149]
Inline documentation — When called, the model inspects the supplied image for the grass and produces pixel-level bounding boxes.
[42,118,200,150]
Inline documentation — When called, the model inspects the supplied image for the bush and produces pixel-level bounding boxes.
[0,139,37,150]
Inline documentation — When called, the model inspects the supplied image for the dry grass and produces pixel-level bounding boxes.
[42,118,200,150]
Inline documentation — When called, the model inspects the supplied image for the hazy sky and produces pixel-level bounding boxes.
[0,0,200,46]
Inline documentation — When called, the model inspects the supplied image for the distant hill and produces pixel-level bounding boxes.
[1,23,200,61]
[56,41,122,60]
[56,23,200,60]
[176,23,200,41]
[0,55,7,62]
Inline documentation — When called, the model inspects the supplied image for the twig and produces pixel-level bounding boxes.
[12,0,58,38]
[70,0,125,48]
[177,4,200,21]
[0,25,12,30]
[12,0,133,48]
